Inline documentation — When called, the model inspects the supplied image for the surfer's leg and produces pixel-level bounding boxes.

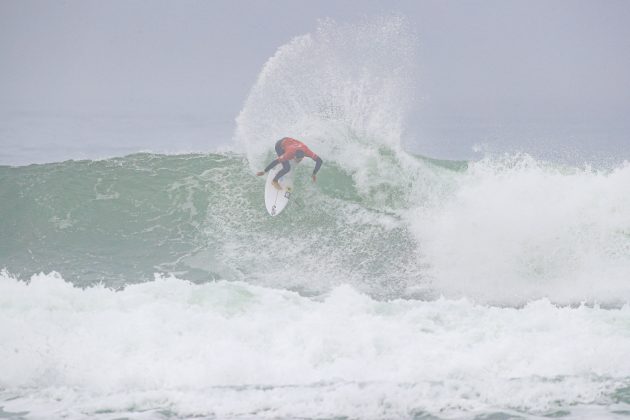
[273,161,290,182]
[275,139,284,156]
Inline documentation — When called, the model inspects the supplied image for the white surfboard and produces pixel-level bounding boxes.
[264,160,297,216]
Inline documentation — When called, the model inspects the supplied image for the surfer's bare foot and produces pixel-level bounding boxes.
[272,180,282,190]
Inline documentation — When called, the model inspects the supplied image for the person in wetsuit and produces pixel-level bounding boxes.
[256,137,323,190]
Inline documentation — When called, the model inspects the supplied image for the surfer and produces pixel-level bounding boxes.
[256,137,323,190]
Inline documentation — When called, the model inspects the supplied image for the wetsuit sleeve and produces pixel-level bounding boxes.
[264,159,280,173]
[313,157,323,175]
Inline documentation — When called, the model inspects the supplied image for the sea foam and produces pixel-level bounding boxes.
[2,271,630,418]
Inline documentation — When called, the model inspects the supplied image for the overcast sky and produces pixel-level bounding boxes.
[1,0,629,162]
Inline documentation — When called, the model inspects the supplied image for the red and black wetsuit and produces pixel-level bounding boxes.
[264,137,323,182]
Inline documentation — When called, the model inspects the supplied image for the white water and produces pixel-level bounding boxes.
[412,155,630,305]
[2,271,630,419]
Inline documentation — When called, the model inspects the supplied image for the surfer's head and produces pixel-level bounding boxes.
[295,150,305,161]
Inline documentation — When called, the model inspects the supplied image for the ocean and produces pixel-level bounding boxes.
[2,15,630,420]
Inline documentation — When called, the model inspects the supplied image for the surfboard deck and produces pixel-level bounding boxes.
[264,161,297,216]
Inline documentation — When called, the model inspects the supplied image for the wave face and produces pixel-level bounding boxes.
[0,152,433,297]
[3,152,629,304]
[2,15,630,419]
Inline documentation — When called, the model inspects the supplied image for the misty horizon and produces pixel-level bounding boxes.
[1,0,629,163]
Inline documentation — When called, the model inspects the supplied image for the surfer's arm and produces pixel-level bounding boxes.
[311,157,323,182]
[312,157,323,175]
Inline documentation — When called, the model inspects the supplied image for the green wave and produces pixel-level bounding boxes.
[1,152,456,296]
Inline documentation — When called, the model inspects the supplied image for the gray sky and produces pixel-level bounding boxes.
[1,0,630,162]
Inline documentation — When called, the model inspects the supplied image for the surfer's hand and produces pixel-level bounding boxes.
[256,171,265,176]
[312,175,317,183]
